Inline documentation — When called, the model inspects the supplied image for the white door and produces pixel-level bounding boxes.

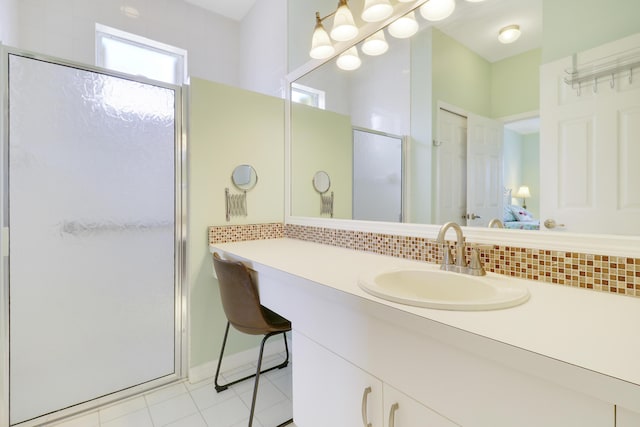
[540,34,640,234]
[466,113,504,227]
[434,110,467,224]
[435,109,503,226]
[353,129,404,222]
[6,53,181,425]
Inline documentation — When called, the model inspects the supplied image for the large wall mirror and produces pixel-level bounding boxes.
[288,0,640,237]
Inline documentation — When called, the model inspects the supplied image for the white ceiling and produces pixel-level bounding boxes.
[182,0,542,63]
[434,0,543,63]
[182,0,257,21]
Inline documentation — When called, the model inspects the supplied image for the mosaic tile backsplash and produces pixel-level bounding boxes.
[209,223,640,298]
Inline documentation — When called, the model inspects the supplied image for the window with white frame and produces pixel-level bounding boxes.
[291,83,326,109]
[95,24,188,85]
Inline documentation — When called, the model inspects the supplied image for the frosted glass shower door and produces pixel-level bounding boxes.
[353,129,404,222]
[7,54,179,425]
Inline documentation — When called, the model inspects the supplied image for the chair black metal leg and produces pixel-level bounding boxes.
[248,331,293,427]
[248,332,270,427]
[215,329,291,393]
[214,322,231,392]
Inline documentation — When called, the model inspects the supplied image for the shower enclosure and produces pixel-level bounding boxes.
[352,128,404,222]
[0,48,186,426]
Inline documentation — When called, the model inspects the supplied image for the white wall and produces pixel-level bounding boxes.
[239,0,287,97]
[348,36,410,136]
[0,0,18,45]
[9,0,241,86]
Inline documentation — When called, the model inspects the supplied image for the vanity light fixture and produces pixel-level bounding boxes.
[420,0,456,22]
[498,24,521,44]
[388,11,419,38]
[362,30,390,56]
[337,46,362,70]
[310,12,336,59]
[362,0,394,23]
[330,0,359,41]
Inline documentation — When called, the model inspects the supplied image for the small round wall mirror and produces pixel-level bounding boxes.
[312,171,331,194]
[231,164,258,191]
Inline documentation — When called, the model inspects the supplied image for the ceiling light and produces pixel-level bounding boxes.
[337,47,362,70]
[388,11,419,39]
[498,24,521,44]
[310,12,335,59]
[119,6,140,18]
[420,0,456,22]
[361,0,394,23]
[331,0,358,42]
[362,30,389,56]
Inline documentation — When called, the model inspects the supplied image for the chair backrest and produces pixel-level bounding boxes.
[212,252,274,335]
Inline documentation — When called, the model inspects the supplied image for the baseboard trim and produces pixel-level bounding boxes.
[188,335,289,384]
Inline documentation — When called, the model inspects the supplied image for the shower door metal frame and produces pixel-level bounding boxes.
[0,46,188,427]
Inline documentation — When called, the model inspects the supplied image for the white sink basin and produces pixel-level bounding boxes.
[358,267,530,311]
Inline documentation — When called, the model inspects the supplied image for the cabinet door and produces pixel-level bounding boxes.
[293,331,383,427]
[617,406,640,426]
[383,384,459,427]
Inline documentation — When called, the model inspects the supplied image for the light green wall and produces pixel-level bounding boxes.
[189,78,284,368]
[432,29,540,121]
[291,103,353,219]
[432,28,492,122]
[542,0,640,63]
[491,49,541,118]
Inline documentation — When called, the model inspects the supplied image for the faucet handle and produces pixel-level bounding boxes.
[468,244,492,275]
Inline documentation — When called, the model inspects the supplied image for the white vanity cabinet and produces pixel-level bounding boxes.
[383,383,459,427]
[292,331,383,427]
[617,406,640,426]
[212,240,640,427]
[293,331,457,427]
[258,266,614,427]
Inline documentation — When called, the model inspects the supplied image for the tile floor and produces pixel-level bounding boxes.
[47,353,294,427]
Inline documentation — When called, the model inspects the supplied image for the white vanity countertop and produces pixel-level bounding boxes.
[210,238,640,391]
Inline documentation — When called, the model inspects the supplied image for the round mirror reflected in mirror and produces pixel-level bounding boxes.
[312,171,331,194]
[231,164,258,191]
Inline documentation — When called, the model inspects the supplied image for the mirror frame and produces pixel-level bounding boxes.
[312,171,331,194]
[231,164,258,191]
[284,0,640,259]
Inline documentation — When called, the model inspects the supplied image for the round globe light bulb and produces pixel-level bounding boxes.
[331,3,358,41]
[337,47,362,71]
[361,0,394,23]
[420,0,456,22]
[388,11,419,39]
[362,30,389,56]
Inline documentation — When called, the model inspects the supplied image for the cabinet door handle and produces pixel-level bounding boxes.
[361,386,372,427]
[388,402,399,427]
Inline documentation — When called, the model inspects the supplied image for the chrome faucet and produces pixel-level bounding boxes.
[436,222,466,268]
[436,221,487,276]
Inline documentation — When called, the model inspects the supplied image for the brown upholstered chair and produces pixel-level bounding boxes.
[212,252,292,427]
